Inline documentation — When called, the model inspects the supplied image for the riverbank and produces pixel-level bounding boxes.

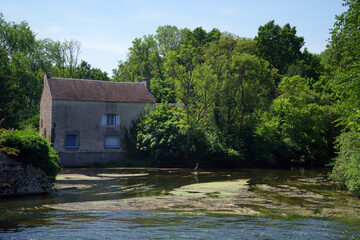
[0,155,53,197]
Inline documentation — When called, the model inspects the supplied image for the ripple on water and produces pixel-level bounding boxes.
[1,168,360,239]
[1,210,360,239]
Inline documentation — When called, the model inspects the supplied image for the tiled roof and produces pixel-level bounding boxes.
[46,76,156,103]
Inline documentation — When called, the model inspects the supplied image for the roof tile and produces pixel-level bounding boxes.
[47,77,156,103]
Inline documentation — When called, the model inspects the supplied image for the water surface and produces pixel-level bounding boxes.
[1,168,359,239]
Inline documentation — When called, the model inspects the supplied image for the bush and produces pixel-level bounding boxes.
[331,130,360,195]
[1,130,61,182]
[192,127,244,168]
[136,104,188,166]
[252,76,331,168]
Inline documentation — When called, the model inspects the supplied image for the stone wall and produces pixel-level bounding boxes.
[51,100,152,167]
[0,155,53,197]
[39,75,53,142]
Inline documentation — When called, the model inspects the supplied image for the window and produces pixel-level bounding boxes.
[102,114,120,127]
[107,114,115,126]
[66,135,78,148]
[105,135,120,148]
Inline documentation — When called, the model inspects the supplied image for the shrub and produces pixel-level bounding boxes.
[136,104,187,166]
[331,130,360,195]
[192,127,244,168]
[1,130,61,182]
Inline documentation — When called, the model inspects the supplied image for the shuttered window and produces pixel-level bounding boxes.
[102,114,120,127]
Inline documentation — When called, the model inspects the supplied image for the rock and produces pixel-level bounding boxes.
[0,155,53,197]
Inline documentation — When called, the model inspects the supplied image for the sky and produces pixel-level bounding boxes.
[1,0,347,76]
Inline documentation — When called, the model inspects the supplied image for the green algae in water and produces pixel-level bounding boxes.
[2,168,360,239]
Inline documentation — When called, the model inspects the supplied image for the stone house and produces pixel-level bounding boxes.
[39,74,155,167]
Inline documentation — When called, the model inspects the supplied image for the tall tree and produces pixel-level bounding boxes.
[0,14,40,128]
[166,44,216,158]
[254,76,332,167]
[62,39,81,78]
[203,35,275,145]
[328,0,360,195]
[74,60,109,80]
[255,20,304,75]
[155,25,184,57]
[0,13,35,54]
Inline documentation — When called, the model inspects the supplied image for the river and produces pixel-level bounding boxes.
[1,168,359,239]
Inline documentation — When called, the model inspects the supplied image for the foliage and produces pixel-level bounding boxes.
[253,76,332,167]
[73,60,109,80]
[155,25,185,57]
[328,0,360,194]
[165,44,216,157]
[0,14,109,129]
[286,49,325,82]
[112,26,222,104]
[255,20,304,75]
[331,130,360,195]
[0,118,19,156]
[136,104,187,165]
[192,126,244,168]
[0,11,351,177]
[329,0,360,68]
[0,13,35,53]
[255,20,325,83]
[1,129,61,182]
[202,35,276,160]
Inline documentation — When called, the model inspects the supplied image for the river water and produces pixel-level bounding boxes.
[1,168,359,239]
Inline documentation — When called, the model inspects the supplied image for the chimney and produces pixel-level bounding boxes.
[140,77,151,93]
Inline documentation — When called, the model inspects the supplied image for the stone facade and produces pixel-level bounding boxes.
[39,74,53,143]
[52,100,150,166]
[39,75,156,167]
[0,155,53,197]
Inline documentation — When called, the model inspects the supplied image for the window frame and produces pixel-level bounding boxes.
[102,114,120,127]
[104,135,120,148]
[65,134,79,149]
[107,114,116,126]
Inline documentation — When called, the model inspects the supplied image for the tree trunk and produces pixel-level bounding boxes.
[185,128,192,161]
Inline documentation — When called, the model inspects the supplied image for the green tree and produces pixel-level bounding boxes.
[74,60,109,80]
[112,34,173,102]
[255,20,304,75]
[166,44,216,158]
[286,49,324,83]
[0,13,35,54]
[155,25,184,57]
[329,0,360,68]
[202,35,276,154]
[0,47,12,119]
[0,14,41,128]
[331,130,360,195]
[254,76,333,167]
[112,60,138,82]
[328,0,360,194]
[136,104,187,166]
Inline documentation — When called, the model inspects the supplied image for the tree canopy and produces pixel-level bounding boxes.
[0,13,108,129]
[1,3,360,194]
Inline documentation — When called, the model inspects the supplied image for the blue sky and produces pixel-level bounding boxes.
[1,0,346,76]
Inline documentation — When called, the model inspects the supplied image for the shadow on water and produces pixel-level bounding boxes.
[1,168,360,239]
